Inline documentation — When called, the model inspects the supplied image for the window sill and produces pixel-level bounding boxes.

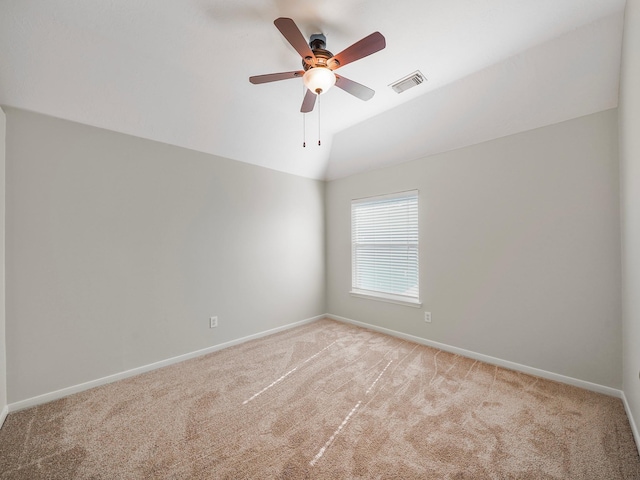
[349,290,422,308]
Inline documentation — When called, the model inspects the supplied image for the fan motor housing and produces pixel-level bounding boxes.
[303,34,339,70]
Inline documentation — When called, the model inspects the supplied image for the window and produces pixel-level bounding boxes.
[351,190,420,307]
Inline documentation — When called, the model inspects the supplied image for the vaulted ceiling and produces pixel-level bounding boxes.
[0,0,626,180]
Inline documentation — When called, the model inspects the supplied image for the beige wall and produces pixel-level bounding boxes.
[4,108,326,403]
[0,107,6,419]
[1,98,629,407]
[327,109,622,388]
[620,0,640,439]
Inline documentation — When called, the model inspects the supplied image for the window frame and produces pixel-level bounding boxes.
[350,190,421,308]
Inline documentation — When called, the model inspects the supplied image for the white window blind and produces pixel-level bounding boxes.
[351,190,419,305]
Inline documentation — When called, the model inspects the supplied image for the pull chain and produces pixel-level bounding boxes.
[302,84,307,148]
[317,94,321,146]
[302,111,306,148]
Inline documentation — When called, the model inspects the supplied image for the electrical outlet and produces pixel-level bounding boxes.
[210,316,218,328]
[424,312,432,323]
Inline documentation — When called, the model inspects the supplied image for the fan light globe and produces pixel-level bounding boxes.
[303,67,336,95]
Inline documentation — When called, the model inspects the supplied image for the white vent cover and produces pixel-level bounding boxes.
[389,71,426,94]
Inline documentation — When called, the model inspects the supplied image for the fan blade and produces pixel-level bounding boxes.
[250,70,305,84]
[331,32,386,69]
[274,17,316,63]
[335,75,375,101]
[301,89,317,113]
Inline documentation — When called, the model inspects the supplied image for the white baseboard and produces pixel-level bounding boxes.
[621,391,640,456]
[6,312,628,422]
[0,405,8,429]
[8,314,325,413]
[327,314,622,398]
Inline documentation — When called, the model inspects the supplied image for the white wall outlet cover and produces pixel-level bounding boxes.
[424,312,432,323]
[210,316,218,328]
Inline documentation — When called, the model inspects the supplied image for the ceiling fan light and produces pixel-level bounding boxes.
[303,67,336,95]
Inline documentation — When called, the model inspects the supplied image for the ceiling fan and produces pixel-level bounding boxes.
[249,17,386,113]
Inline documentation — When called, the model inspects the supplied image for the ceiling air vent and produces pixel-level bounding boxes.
[389,70,426,94]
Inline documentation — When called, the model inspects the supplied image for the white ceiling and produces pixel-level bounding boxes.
[0,0,626,180]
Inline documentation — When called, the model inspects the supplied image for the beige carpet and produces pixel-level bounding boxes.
[1,318,639,479]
